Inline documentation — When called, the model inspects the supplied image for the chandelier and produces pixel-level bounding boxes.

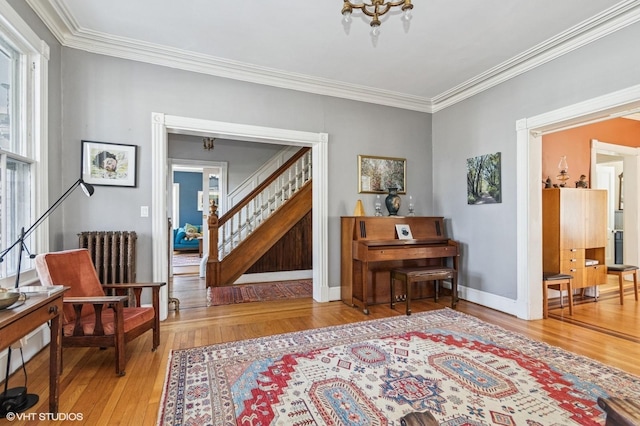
[203,137,215,150]
[341,0,413,44]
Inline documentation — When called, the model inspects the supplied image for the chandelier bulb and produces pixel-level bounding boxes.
[402,9,413,22]
[370,25,380,47]
[342,10,352,24]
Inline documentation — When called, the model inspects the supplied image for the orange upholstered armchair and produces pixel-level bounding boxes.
[35,249,164,376]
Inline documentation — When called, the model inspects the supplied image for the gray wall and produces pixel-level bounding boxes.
[55,49,431,286]
[433,22,640,300]
[15,0,639,301]
[168,136,286,193]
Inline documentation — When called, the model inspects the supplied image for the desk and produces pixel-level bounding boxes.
[0,288,67,413]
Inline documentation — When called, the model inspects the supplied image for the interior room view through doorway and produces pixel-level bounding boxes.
[158,119,325,312]
[170,160,227,279]
[520,84,640,325]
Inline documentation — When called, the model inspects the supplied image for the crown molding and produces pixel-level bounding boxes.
[26,0,640,114]
[430,0,640,112]
[26,0,433,113]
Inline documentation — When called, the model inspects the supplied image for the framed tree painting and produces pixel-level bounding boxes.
[467,152,502,204]
[81,140,138,187]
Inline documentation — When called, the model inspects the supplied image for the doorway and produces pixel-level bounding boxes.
[516,84,640,321]
[591,140,640,267]
[151,113,329,320]
[169,160,228,278]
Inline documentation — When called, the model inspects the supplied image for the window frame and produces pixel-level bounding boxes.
[0,0,49,288]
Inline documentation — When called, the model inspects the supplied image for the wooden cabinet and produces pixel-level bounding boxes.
[542,188,607,289]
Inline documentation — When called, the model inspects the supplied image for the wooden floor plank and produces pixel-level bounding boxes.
[8,273,640,425]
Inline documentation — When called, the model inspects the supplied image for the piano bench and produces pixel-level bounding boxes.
[390,266,456,315]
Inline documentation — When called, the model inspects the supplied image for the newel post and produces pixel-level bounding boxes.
[206,201,221,287]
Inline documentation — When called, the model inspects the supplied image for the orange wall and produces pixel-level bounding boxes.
[542,118,640,187]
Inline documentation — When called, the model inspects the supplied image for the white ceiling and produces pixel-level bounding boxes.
[26,0,640,112]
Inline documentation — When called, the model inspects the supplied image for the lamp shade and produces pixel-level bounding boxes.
[79,179,95,197]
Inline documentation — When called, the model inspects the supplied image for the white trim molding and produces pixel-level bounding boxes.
[151,113,330,320]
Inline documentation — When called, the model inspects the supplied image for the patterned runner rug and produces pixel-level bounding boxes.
[172,252,201,267]
[207,280,312,306]
[157,309,640,425]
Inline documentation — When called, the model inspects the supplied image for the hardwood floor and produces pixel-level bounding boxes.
[12,274,640,425]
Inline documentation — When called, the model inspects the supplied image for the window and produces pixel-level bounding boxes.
[0,0,48,287]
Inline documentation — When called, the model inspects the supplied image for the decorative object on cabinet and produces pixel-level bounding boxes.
[556,155,570,187]
[467,152,502,204]
[542,188,608,293]
[619,172,624,210]
[575,174,588,188]
[606,264,638,305]
[374,194,383,216]
[358,154,406,194]
[81,140,137,187]
[543,177,552,188]
[395,224,413,239]
[353,199,365,216]
[385,187,401,215]
[407,195,415,216]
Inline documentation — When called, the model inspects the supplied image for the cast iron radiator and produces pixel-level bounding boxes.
[78,231,137,284]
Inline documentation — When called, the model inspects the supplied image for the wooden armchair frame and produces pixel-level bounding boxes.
[35,249,165,376]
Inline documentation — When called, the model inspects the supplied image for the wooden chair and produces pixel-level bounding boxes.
[542,272,573,319]
[606,265,639,305]
[598,397,640,426]
[35,249,165,376]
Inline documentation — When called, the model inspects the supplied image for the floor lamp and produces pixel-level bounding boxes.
[0,178,94,417]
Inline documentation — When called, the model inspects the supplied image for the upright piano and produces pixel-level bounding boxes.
[341,216,460,314]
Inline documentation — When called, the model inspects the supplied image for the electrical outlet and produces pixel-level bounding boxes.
[141,206,149,217]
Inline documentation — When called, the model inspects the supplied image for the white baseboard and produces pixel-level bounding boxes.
[233,270,313,284]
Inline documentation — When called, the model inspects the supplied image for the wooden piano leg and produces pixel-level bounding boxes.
[390,273,396,310]
[362,261,370,315]
[451,271,458,308]
[405,277,412,316]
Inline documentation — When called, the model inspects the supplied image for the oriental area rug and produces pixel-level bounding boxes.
[206,280,312,306]
[157,309,640,426]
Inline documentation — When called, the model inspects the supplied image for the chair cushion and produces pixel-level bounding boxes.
[63,307,155,337]
[543,272,573,281]
[35,249,106,323]
[607,264,639,272]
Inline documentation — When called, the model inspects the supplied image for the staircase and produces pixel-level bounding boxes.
[206,147,312,287]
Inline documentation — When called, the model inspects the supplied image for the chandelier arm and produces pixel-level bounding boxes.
[344,1,411,18]
[342,0,413,32]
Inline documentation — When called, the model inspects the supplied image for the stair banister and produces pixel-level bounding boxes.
[206,147,312,286]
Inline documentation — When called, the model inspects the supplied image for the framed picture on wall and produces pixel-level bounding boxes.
[466,152,502,204]
[81,140,138,187]
[358,155,406,194]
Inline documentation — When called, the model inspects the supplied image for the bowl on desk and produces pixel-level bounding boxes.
[0,290,22,310]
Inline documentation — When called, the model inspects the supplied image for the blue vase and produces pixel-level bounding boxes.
[385,188,401,216]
